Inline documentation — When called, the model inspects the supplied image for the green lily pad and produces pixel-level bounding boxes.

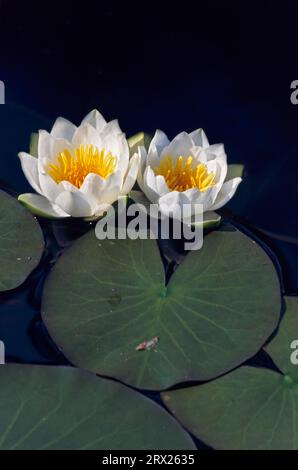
[162,366,298,450]
[42,225,280,390]
[161,296,298,450]
[0,190,44,291]
[0,364,195,450]
[265,296,298,381]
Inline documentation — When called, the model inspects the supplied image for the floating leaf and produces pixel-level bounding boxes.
[162,366,298,450]
[265,296,298,381]
[162,296,298,450]
[0,190,44,291]
[0,364,194,450]
[42,226,280,390]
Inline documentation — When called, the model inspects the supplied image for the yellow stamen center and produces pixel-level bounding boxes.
[155,155,216,192]
[47,144,117,188]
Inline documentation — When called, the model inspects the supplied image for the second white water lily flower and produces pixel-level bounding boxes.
[18,110,139,218]
[135,129,242,224]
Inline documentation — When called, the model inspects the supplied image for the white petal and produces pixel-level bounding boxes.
[38,130,55,160]
[55,189,95,217]
[143,166,166,203]
[158,191,190,220]
[191,147,208,163]
[210,153,228,204]
[98,169,123,205]
[81,109,107,132]
[148,129,169,155]
[155,175,169,196]
[18,152,42,194]
[51,117,77,141]
[210,177,242,211]
[79,172,107,200]
[18,193,69,218]
[146,145,160,168]
[161,132,193,159]
[137,146,147,191]
[93,202,114,217]
[206,143,225,157]
[177,188,206,217]
[183,188,200,203]
[60,180,100,201]
[38,171,63,203]
[147,130,169,167]
[120,153,140,195]
[104,133,129,175]
[189,128,209,147]
[190,186,218,212]
[52,138,74,156]
[101,119,122,137]
[38,131,73,163]
[72,123,102,148]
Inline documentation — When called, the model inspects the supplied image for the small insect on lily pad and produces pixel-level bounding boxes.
[0,190,44,291]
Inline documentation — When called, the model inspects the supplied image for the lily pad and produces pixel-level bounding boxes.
[162,366,298,450]
[161,296,298,450]
[265,296,298,380]
[0,190,44,291]
[42,225,280,390]
[0,364,195,450]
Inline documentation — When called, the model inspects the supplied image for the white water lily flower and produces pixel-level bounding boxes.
[18,110,139,218]
[135,129,242,223]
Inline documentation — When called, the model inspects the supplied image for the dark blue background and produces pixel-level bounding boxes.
[1,0,298,289]
[1,1,298,233]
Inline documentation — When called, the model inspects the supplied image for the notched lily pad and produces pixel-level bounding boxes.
[0,364,195,450]
[42,225,281,390]
[162,366,298,450]
[0,190,44,291]
[162,296,298,450]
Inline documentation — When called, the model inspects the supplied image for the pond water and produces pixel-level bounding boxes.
[0,104,297,450]
[1,0,298,439]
